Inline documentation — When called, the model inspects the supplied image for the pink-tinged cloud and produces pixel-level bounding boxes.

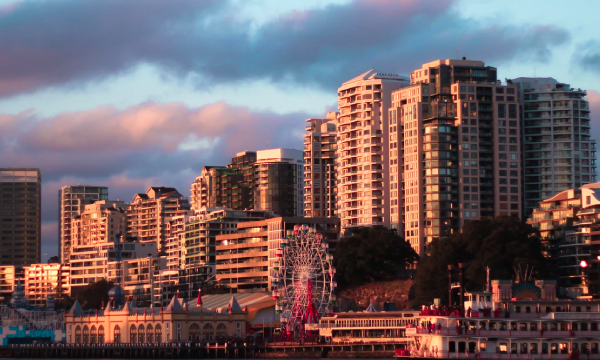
[0,0,571,97]
[1,100,308,258]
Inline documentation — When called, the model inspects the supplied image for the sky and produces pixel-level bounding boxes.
[1,0,600,261]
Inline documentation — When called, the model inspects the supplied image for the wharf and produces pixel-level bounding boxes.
[6,342,406,358]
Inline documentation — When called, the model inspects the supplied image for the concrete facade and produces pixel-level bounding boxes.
[254,149,304,218]
[127,187,190,254]
[511,77,597,217]
[337,70,409,230]
[304,112,338,218]
[58,185,108,263]
[389,59,522,255]
[0,169,41,268]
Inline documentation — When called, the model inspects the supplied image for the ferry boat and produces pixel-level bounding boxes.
[403,279,600,359]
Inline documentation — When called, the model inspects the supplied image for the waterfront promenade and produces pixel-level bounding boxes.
[7,341,404,358]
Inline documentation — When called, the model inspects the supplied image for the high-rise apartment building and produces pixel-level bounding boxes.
[337,70,409,229]
[254,148,304,217]
[190,151,257,211]
[58,185,108,262]
[0,168,41,267]
[390,59,522,255]
[127,187,190,253]
[511,77,597,216]
[304,112,338,218]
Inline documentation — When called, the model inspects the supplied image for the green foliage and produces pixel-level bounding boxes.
[76,279,114,310]
[334,226,419,289]
[47,256,60,264]
[412,216,546,306]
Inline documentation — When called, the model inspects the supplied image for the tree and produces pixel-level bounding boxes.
[412,216,546,306]
[334,226,419,289]
[76,280,114,310]
[47,256,60,264]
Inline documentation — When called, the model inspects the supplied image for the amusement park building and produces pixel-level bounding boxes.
[215,216,340,292]
[64,293,275,344]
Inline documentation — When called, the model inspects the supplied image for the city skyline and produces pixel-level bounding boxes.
[1,0,600,260]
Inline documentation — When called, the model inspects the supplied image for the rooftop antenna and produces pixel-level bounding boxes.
[485,266,490,292]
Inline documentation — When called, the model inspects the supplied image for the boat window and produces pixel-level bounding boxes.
[480,342,487,352]
[561,323,569,331]
[550,323,558,331]
[592,323,598,331]
[511,344,517,354]
[449,341,456,353]
[542,323,548,331]
[560,343,569,354]
[531,343,538,354]
[587,306,592,312]
[542,343,548,354]
[573,323,579,331]
[582,343,590,354]
[582,323,588,331]
[498,343,508,354]
[556,306,561,312]
[592,343,598,354]
[469,342,477,353]
[515,306,521,313]
[458,342,466,353]
[500,322,507,331]
[576,306,582,312]
[490,322,497,330]
[551,343,559,354]
[520,343,528,354]
[480,322,486,330]
[511,323,517,331]
[530,323,538,331]
[519,323,528,331]
[546,306,552,313]
[525,306,531,313]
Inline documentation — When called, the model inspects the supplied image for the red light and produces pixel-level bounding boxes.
[580,260,588,268]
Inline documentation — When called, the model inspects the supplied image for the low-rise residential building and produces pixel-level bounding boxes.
[528,182,600,298]
[0,265,15,298]
[23,263,70,307]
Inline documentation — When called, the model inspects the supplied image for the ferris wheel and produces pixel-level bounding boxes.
[272,224,337,337]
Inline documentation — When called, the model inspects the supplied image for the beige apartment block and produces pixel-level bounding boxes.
[69,200,127,295]
[337,70,409,229]
[0,265,15,296]
[304,112,338,218]
[23,263,70,307]
[389,59,522,255]
[127,187,190,253]
[58,185,108,263]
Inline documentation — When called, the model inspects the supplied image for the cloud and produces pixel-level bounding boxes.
[574,41,600,75]
[0,0,571,97]
[0,101,308,260]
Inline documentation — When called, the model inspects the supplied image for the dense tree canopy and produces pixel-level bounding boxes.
[334,226,419,289]
[76,279,114,310]
[412,216,546,306]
